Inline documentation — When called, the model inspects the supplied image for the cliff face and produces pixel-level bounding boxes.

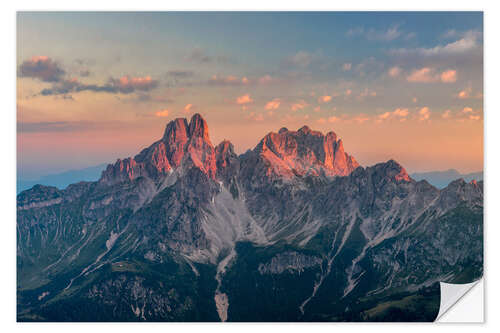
[17,114,483,322]
[252,125,359,179]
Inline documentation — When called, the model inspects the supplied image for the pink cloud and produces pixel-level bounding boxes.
[442,110,452,119]
[377,108,409,122]
[291,100,307,111]
[236,94,253,105]
[319,95,332,103]
[265,98,281,110]
[407,68,458,83]
[342,63,352,71]
[419,107,431,121]
[407,68,438,83]
[155,109,169,117]
[110,75,159,92]
[388,66,402,77]
[440,70,457,83]
[184,104,194,113]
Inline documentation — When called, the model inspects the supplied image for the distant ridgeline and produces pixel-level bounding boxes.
[17,164,108,194]
[410,169,483,189]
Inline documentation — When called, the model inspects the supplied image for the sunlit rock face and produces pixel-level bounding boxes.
[250,125,359,180]
[99,114,217,185]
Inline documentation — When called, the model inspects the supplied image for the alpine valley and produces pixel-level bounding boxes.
[17,114,483,322]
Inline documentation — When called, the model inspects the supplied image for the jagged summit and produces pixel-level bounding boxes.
[100,114,216,184]
[252,125,359,179]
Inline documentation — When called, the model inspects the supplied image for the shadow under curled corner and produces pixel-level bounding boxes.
[435,278,484,322]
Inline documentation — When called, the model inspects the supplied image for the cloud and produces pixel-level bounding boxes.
[390,30,481,57]
[208,75,248,86]
[155,109,170,117]
[207,74,276,86]
[345,89,352,96]
[236,94,253,105]
[352,115,370,124]
[358,88,377,99]
[184,104,194,113]
[289,51,313,68]
[166,70,194,78]
[185,48,229,64]
[109,76,159,92]
[406,68,458,83]
[347,25,404,41]
[406,68,437,83]
[40,75,159,96]
[79,70,91,77]
[456,87,482,99]
[469,115,480,121]
[442,110,452,119]
[265,98,281,110]
[328,116,340,123]
[258,75,273,85]
[440,70,457,83]
[412,97,418,103]
[319,95,332,103]
[291,100,307,111]
[388,66,402,77]
[462,107,474,113]
[18,56,65,82]
[246,112,264,122]
[419,107,431,121]
[377,108,409,122]
[458,89,469,99]
[17,121,97,133]
[342,63,352,71]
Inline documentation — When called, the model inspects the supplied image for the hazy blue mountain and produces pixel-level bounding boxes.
[410,169,483,189]
[17,164,108,193]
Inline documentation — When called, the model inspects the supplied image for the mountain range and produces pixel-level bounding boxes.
[410,170,483,189]
[17,164,108,194]
[17,114,483,322]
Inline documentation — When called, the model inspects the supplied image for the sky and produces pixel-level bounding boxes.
[17,12,483,179]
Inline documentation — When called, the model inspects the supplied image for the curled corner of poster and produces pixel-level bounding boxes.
[435,278,484,323]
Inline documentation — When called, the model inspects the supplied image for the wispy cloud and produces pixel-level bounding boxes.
[390,30,481,57]
[18,121,95,133]
[347,25,411,42]
[406,68,457,83]
[185,48,230,64]
[388,66,402,77]
[291,100,307,111]
[40,75,159,96]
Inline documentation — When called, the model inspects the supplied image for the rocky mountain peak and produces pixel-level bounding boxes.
[162,118,189,143]
[251,125,359,179]
[188,113,210,141]
[372,159,411,182]
[100,114,217,185]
